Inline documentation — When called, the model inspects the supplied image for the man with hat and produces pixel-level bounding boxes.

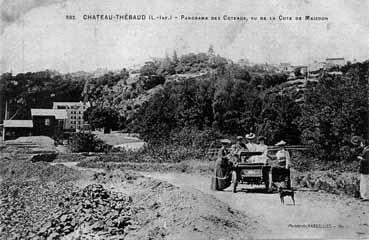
[245,133,259,163]
[230,136,247,162]
[274,140,291,189]
[245,133,257,152]
[218,139,231,159]
[275,140,290,169]
[352,136,369,201]
[254,136,269,164]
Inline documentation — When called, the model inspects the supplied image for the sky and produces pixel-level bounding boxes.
[0,0,368,74]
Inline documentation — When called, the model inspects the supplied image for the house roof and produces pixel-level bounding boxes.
[31,109,68,119]
[326,58,345,61]
[4,120,33,128]
[53,101,90,108]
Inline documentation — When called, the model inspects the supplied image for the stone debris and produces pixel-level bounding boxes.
[0,182,136,239]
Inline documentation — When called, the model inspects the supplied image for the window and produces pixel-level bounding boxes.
[45,118,50,126]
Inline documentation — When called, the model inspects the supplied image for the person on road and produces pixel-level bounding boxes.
[275,140,291,169]
[245,133,258,152]
[218,139,231,159]
[245,133,259,163]
[254,136,269,164]
[352,136,369,201]
[211,139,233,191]
[230,136,247,163]
[274,140,291,189]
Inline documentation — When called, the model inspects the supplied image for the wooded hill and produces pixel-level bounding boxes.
[1,50,368,162]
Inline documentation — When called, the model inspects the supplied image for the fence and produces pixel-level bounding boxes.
[206,145,310,160]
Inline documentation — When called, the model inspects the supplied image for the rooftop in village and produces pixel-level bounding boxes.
[326,57,345,61]
[3,120,33,128]
[52,101,90,106]
[31,109,68,119]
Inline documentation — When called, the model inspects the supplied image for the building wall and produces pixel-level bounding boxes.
[53,102,89,130]
[326,58,345,68]
[32,116,63,137]
[4,127,32,141]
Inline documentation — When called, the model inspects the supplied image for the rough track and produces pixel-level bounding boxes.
[143,172,369,239]
[56,162,369,239]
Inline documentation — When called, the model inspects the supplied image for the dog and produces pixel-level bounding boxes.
[279,187,295,205]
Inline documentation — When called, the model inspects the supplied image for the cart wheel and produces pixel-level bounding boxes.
[231,171,238,193]
[266,170,273,193]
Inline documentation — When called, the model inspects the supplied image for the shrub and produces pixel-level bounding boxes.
[69,132,106,153]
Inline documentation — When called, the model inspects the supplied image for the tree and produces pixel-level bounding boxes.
[172,50,179,64]
[140,61,159,76]
[259,93,301,145]
[156,54,175,76]
[84,107,121,133]
[130,89,177,143]
[299,62,369,160]
[208,45,215,56]
[70,132,105,152]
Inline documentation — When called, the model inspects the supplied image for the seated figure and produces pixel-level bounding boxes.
[253,136,269,164]
[230,136,247,163]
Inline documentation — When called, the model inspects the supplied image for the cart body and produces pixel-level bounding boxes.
[230,151,290,193]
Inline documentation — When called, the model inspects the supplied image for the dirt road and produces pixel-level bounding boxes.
[56,162,369,239]
[143,172,369,239]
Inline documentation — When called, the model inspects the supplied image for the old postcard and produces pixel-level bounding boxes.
[0,0,368,239]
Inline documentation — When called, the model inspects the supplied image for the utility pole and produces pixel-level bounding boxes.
[2,100,7,141]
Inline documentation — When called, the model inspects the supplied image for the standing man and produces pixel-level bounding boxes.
[352,136,369,201]
[275,140,291,169]
[275,140,291,188]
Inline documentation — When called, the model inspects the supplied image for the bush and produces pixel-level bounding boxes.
[69,132,106,153]
[169,127,222,150]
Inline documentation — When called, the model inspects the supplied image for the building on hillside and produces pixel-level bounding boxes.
[279,63,293,72]
[2,120,33,141]
[308,61,326,73]
[238,58,251,66]
[31,109,67,137]
[52,102,90,131]
[325,58,345,68]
